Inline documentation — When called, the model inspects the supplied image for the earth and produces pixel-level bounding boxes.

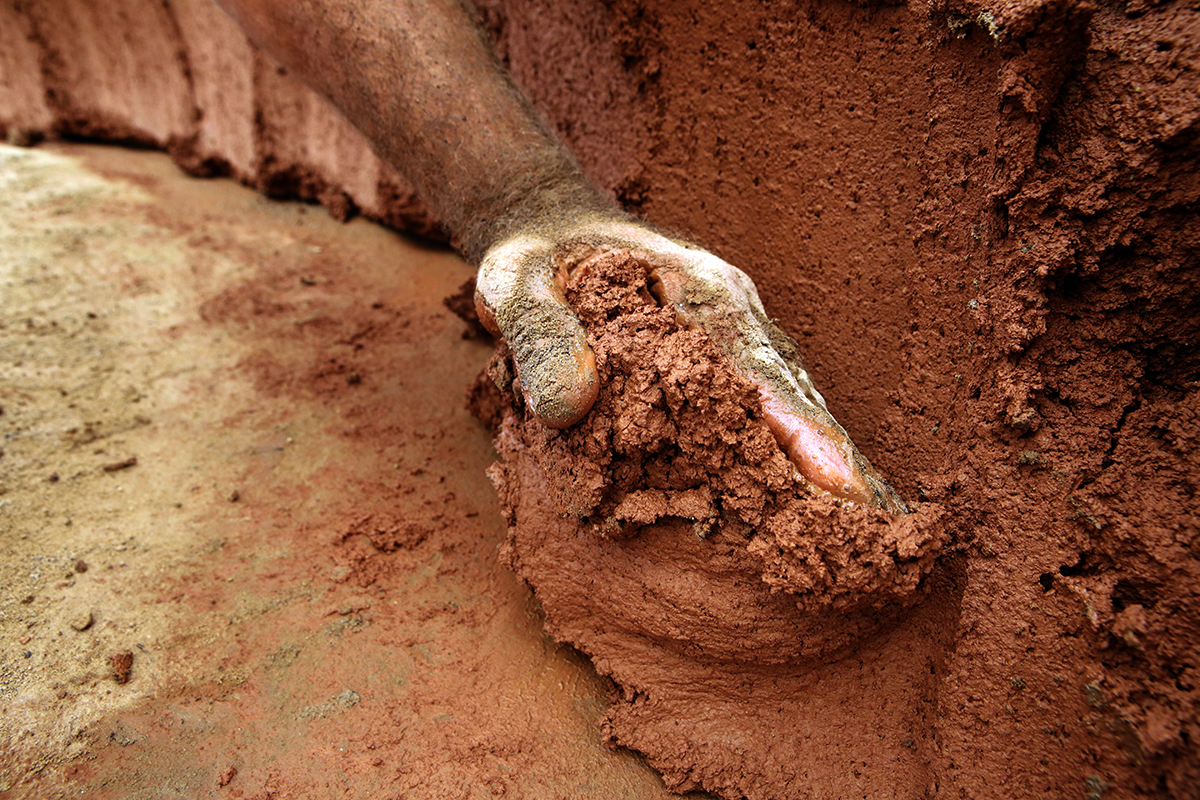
[1,0,1198,797]
[0,143,689,799]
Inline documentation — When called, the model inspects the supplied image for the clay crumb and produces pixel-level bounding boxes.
[217,766,238,787]
[111,650,134,684]
[443,276,490,338]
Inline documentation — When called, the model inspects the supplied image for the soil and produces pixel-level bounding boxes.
[481,251,954,798]
[2,1,1199,799]
[0,144,685,799]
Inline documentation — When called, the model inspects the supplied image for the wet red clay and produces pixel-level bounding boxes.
[1,0,1198,797]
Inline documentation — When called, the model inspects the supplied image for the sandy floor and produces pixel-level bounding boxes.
[0,143,697,799]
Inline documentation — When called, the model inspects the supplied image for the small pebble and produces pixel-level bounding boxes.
[69,610,93,632]
[75,559,88,573]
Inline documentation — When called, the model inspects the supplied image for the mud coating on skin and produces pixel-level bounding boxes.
[476,234,599,427]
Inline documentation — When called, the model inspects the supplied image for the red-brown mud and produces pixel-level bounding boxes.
[478,251,955,797]
[2,0,1198,798]
[1,143,682,798]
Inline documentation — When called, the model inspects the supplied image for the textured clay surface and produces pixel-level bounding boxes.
[2,0,1198,798]
[481,251,954,797]
[0,143,684,799]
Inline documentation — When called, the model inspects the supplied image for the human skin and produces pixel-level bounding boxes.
[214,0,905,512]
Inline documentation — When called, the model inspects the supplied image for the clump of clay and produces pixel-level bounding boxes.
[479,250,946,615]
[474,251,950,798]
